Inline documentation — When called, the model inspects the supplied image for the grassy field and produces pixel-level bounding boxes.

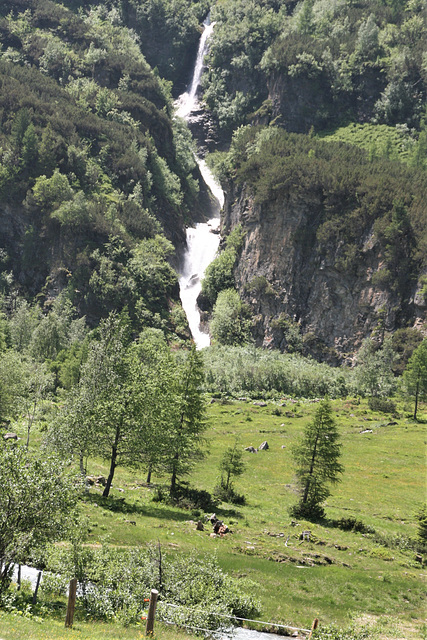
[2,396,426,639]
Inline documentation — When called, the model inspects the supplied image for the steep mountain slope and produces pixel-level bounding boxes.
[213,126,426,361]
[0,0,211,333]
[203,0,426,137]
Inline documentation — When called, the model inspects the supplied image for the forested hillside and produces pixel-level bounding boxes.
[1,0,425,351]
[203,0,426,137]
[0,0,212,335]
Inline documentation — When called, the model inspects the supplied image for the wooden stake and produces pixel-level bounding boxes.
[308,618,319,639]
[32,571,42,605]
[145,588,159,637]
[65,578,78,628]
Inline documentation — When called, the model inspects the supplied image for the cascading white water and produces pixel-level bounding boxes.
[176,16,224,349]
[175,16,215,119]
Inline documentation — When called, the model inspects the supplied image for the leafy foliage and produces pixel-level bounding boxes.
[201,224,245,306]
[402,338,427,419]
[210,288,252,346]
[42,544,259,628]
[203,344,352,398]
[0,443,77,599]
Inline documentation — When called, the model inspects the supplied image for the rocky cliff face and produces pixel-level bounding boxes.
[267,67,386,134]
[222,180,426,363]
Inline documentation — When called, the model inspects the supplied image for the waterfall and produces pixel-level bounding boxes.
[175,16,215,119]
[176,17,223,349]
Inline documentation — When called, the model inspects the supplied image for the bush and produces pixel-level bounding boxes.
[166,483,216,512]
[416,504,427,545]
[43,544,260,629]
[367,396,397,413]
[333,517,375,534]
[213,484,246,505]
[289,501,325,521]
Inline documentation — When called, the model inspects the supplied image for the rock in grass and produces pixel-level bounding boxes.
[3,432,18,440]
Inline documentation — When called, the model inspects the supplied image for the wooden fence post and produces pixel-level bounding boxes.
[32,571,42,605]
[65,578,78,628]
[145,588,159,637]
[308,618,319,639]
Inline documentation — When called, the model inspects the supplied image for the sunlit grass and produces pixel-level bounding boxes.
[5,396,426,638]
[0,612,194,640]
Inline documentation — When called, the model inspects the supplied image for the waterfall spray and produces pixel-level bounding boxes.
[176,18,224,349]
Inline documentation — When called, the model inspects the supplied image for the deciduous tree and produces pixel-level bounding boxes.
[219,442,245,491]
[167,345,206,496]
[0,443,76,598]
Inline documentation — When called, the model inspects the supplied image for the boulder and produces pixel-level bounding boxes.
[85,475,107,486]
[3,432,18,441]
[259,441,269,450]
[245,446,258,453]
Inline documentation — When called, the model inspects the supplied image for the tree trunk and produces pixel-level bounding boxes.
[103,426,120,497]
[79,451,85,477]
[225,469,231,490]
[414,378,419,420]
[302,433,319,504]
[146,465,152,484]
[26,404,36,449]
[169,453,179,496]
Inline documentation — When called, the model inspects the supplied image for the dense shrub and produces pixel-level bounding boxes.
[333,517,375,534]
[367,396,396,414]
[43,544,259,628]
[203,344,353,398]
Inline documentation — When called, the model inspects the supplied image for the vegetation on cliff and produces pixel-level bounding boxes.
[204,0,426,138]
[0,0,204,335]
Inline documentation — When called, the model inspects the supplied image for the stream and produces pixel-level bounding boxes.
[176,15,223,349]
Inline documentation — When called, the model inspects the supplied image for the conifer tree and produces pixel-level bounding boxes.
[291,398,343,519]
[403,339,427,420]
[167,345,206,496]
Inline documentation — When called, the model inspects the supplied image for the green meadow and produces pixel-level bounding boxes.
[2,397,426,639]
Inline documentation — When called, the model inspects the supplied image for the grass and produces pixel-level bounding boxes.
[318,122,414,163]
[0,611,194,640]
[3,396,426,639]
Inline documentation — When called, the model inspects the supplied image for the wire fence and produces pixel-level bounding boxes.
[157,600,313,637]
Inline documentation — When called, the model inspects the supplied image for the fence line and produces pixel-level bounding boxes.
[158,601,311,634]
[162,619,229,636]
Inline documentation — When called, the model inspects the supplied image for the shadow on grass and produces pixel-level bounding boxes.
[215,507,244,520]
[320,515,375,534]
[81,493,190,522]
